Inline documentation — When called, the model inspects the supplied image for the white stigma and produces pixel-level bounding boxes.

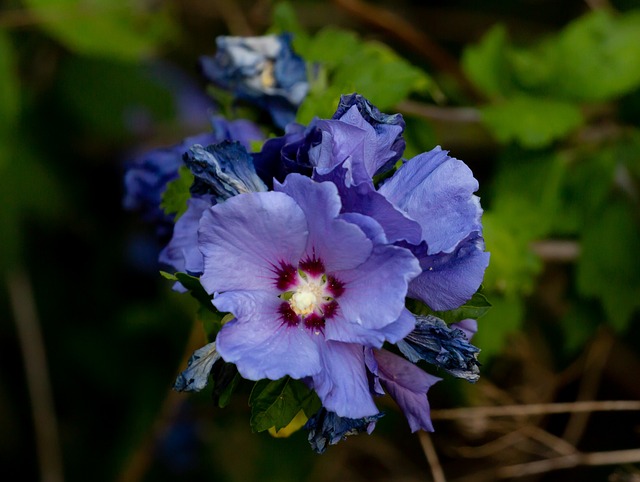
[289,279,326,316]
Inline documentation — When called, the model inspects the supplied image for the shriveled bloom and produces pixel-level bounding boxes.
[198,173,421,417]
[201,34,309,128]
[159,141,267,278]
[305,408,384,454]
[123,132,218,234]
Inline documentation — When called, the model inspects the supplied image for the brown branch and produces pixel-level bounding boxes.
[419,432,447,482]
[562,328,614,444]
[7,269,64,482]
[494,448,640,480]
[396,100,482,124]
[332,0,484,102]
[432,400,640,420]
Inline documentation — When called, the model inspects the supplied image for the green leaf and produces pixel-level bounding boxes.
[0,31,19,132]
[489,151,567,240]
[461,24,512,98]
[576,200,640,331]
[407,290,492,324]
[481,96,583,148]
[161,165,193,221]
[249,377,321,432]
[295,26,431,123]
[333,41,430,110]
[24,0,176,60]
[481,211,542,296]
[551,10,640,101]
[472,294,524,360]
[269,1,307,41]
[56,57,176,141]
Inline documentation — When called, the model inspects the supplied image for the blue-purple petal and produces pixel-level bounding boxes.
[408,233,490,311]
[199,190,308,293]
[214,291,322,380]
[371,349,441,432]
[378,146,483,254]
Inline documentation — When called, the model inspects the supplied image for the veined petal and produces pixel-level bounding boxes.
[378,146,483,254]
[214,291,322,380]
[159,196,213,276]
[275,174,372,272]
[325,308,415,347]
[199,191,308,294]
[311,341,378,419]
[373,349,441,432]
[335,245,421,329]
[408,233,490,311]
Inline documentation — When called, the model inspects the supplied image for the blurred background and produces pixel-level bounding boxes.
[1,0,640,481]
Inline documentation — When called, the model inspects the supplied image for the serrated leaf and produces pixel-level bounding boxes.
[161,165,193,220]
[24,0,175,60]
[481,96,583,148]
[576,201,640,331]
[249,377,321,432]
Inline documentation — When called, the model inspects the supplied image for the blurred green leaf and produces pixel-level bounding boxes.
[473,294,524,359]
[550,10,640,101]
[576,200,640,331]
[56,57,176,141]
[482,211,542,296]
[481,96,583,148]
[0,31,19,133]
[270,1,308,41]
[489,151,567,239]
[249,377,321,433]
[296,26,430,123]
[161,165,193,221]
[24,0,175,60]
[461,24,512,98]
[0,140,66,269]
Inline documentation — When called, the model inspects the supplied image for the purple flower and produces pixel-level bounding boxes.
[197,173,421,418]
[201,34,309,128]
[366,348,441,432]
[305,407,384,454]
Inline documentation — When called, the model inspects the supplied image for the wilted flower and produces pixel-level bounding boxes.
[159,141,267,278]
[123,132,218,234]
[305,408,384,454]
[397,315,481,382]
[201,34,309,128]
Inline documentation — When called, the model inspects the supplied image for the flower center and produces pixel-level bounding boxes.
[291,285,321,316]
[274,257,345,332]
